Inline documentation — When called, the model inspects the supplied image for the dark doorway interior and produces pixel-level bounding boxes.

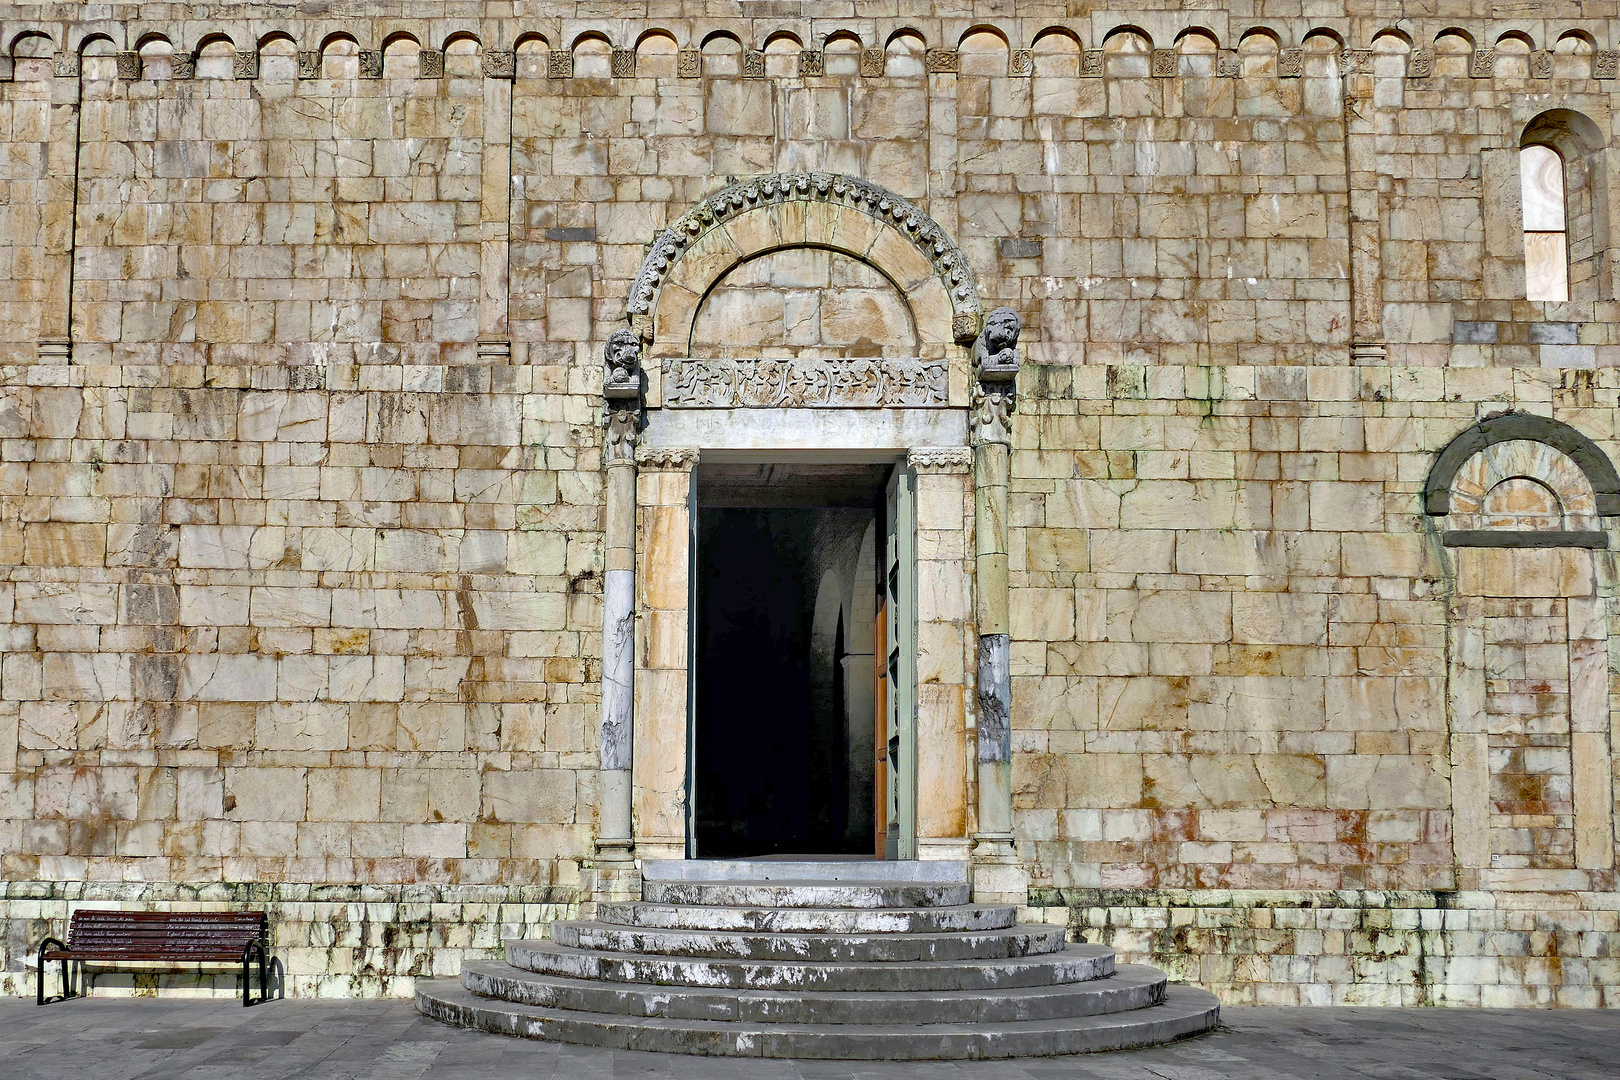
[692,464,888,858]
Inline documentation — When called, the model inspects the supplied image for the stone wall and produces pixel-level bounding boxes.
[1,1,1619,1003]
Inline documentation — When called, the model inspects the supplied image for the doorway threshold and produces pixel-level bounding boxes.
[641,859,968,884]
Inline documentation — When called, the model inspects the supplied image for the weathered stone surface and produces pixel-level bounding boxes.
[0,1,1617,1013]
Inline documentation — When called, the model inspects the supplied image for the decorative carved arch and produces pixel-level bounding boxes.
[628,173,981,354]
[1426,413,1620,531]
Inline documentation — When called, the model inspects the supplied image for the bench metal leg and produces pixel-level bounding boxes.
[242,940,271,1006]
[34,938,71,1006]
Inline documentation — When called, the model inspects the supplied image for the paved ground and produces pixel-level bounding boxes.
[0,996,1617,1079]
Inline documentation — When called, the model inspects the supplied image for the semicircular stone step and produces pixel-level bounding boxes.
[549,920,1068,963]
[506,939,1113,992]
[460,960,1168,1024]
[417,978,1221,1059]
[641,880,970,909]
[596,901,1017,934]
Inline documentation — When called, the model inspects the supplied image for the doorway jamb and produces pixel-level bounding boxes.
[632,446,701,863]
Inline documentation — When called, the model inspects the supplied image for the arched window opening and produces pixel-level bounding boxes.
[1521,110,1610,303]
[1522,143,1569,301]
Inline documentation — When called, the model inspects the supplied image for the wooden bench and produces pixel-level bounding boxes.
[35,909,274,1007]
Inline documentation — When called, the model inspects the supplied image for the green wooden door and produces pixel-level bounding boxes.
[883,465,917,860]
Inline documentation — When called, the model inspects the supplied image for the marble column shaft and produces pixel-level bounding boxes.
[597,457,636,860]
[974,437,1013,841]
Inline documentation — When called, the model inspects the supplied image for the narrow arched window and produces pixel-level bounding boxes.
[1522,143,1570,302]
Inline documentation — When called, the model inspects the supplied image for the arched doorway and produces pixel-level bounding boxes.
[618,174,980,868]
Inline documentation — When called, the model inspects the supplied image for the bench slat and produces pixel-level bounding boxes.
[60,910,267,959]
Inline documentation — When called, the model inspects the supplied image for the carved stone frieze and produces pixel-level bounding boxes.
[549,49,572,78]
[1341,49,1370,75]
[418,49,443,78]
[907,447,972,473]
[116,51,141,80]
[1532,50,1553,79]
[1278,49,1303,77]
[678,49,701,77]
[664,357,948,408]
[634,446,700,471]
[799,50,823,76]
[1010,49,1033,76]
[173,54,195,80]
[743,50,765,77]
[627,173,983,341]
[1151,50,1176,78]
[1597,50,1620,79]
[53,52,78,78]
[1469,48,1495,78]
[234,50,258,79]
[1216,50,1239,78]
[861,48,885,77]
[1407,49,1433,78]
[297,51,320,80]
[925,48,958,73]
[612,48,636,78]
[1081,50,1103,77]
[359,50,383,79]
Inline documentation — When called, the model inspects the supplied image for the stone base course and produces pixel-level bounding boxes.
[0,881,574,999]
[1033,889,1620,1008]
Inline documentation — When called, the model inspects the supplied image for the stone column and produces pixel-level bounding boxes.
[477,39,514,363]
[969,310,1026,904]
[1344,52,1384,361]
[39,51,82,362]
[594,331,643,901]
[632,445,700,863]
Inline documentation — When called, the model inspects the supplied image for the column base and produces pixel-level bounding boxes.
[587,842,642,905]
[970,833,1026,906]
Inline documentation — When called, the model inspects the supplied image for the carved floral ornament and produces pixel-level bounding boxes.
[626,173,984,345]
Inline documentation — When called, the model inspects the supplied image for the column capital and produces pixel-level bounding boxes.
[969,307,1022,447]
[604,328,645,465]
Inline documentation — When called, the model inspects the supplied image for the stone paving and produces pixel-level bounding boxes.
[0,997,1616,1080]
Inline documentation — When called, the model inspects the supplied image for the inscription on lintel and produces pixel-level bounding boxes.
[664,357,948,408]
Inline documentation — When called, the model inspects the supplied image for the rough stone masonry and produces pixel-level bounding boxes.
[0,0,1618,1007]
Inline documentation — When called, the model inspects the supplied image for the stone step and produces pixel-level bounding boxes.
[550,920,1068,963]
[460,960,1168,1024]
[641,879,971,909]
[506,939,1114,992]
[596,901,1017,934]
[641,859,968,884]
[417,978,1221,1059]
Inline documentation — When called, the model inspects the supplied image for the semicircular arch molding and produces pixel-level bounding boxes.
[1426,412,1620,518]
[629,173,982,355]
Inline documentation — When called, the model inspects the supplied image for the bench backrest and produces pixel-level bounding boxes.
[65,909,267,960]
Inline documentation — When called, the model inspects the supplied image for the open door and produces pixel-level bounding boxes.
[880,465,917,859]
[686,462,891,858]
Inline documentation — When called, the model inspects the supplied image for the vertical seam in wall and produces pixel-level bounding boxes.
[64,66,84,346]
[503,66,514,341]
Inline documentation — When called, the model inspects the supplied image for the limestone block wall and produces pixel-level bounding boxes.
[0,1,1617,1003]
